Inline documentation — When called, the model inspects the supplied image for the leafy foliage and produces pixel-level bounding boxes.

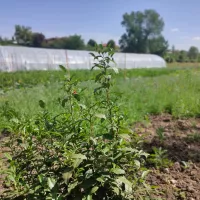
[107,40,116,49]
[188,46,199,60]
[119,9,166,55]
[1,45,151,199]
[87,39,97,48]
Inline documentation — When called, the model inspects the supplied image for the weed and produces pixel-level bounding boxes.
[148,147,172,169]
[156,127,165,142]
[186,133,200,142]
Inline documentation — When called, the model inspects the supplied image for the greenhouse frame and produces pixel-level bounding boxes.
[0,46,166,72]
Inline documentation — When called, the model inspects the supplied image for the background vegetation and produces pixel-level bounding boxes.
[1,9,200,64]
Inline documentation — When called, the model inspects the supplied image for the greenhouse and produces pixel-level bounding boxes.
[0,46,166,72]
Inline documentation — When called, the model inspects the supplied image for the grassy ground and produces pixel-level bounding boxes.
[1,67,200,130]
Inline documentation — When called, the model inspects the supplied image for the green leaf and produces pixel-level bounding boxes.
[89,53,95,57]
[112,186,119,195]
[118,134,131,141]
[47,177,56,190]
[87,195,93,200]
[39,100,45,109]
[90,186,99,194]
[59,65,67,72]
[79,104,87,109]
[141,170,150,179]
[96,177,104,183]
[95,113,106,120]
[116,176,132,189]
[68,181,78,193]
[71,154,87,159]
[111,168,125,175]
[62,171,73,184]
[73,159,83,168]
[4,153,12,161]
[112,67,119,74]
[38,174,44,184]
[134,160,141,169]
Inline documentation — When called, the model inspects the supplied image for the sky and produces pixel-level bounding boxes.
[1,0,200,50]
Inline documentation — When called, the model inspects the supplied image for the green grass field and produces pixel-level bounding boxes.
[1,66,200,131]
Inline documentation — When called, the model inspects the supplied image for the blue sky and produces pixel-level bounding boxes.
[1,0,200,50]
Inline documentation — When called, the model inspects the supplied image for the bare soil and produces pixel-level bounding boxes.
[134,114,200,200]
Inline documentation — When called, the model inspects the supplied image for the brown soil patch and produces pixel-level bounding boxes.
[134,114,200,200]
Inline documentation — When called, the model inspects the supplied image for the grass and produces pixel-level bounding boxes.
[1,66,200,131]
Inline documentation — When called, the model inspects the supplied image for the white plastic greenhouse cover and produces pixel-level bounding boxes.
[0,46,166,72]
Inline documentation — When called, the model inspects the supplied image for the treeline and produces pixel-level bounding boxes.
[165,46,200,63]
[0,9,200,62]
[0,25,117,51]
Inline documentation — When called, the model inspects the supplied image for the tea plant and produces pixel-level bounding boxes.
[1,45,151,200]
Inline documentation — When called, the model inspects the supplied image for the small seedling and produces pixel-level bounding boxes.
[186,133,200,142]
[148,147,172,169]
[156,126,165,142]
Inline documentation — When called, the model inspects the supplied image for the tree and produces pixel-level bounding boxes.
[44,35,85,50]
[107,39,116,49]
[177,50,188,62]
[188,46,199,60]
[62,35,85,50]
[14,25,32,45]
[119,9,165,53]
[148,35,168,56]
[0,36,13,45]
[31,33,45,47]
[87,39,97,47]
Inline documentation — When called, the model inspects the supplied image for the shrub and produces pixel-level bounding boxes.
[1,45,150,199]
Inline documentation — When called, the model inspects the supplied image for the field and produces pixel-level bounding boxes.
[1,65,200,199]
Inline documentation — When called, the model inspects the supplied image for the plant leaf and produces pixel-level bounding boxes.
[39,100,45,109]
[4,153,12,161]
[116,176,132,189]
[111,67,119,74]
[68,181,78,193]
[112,186,120,195]
[71,154,87,159]
[62,171,73,184]
[87,195,93,200]
[95,113,106,120]
[90,186,99,194]
[141,170,150,179]
[59,65,67,72]
[134,160,141,169]
[111,168,125,175]
[47,177,56,190]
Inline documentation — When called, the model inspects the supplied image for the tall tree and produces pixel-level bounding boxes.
[119,9,165,53]
[31,33,45,47]
[14,25,32,45]
[188,46,199,60]
[107,39,116,49]
[87,39,97,47]
[148,35,168,56]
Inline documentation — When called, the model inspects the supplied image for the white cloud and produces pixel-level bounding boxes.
[171,28,179,32]
[192,36,200,41]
